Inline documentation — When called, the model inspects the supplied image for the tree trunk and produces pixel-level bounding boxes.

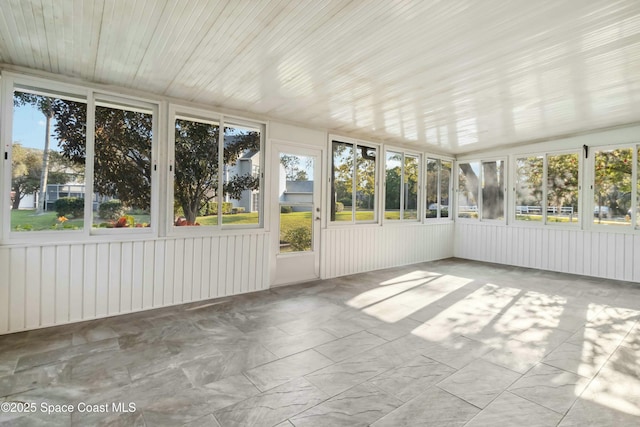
[11,191,22,210]
[183,200,199,224]
[37,114,52,213]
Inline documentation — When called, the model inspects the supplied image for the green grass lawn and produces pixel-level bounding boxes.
[11,209,151,231]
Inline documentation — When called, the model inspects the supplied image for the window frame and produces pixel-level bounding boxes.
[383,146,422,223]
[588,143,638,231]
[455,156,507,224]
[328,135,380,226]
[1,72,160,244]
[167,104,265,236]
[424,155,454,222]
[510,149,582,228]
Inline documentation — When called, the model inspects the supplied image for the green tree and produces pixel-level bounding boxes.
[594,148,631,218]
[173,122,260,223]
[11,144,74,210]
[280,154,309,181]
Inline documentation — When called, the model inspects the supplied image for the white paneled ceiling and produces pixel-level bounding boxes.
[1,0,639,154]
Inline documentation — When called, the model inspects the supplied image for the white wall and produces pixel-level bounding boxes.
[322,222,455,279]
[455,223,640,282]
[0,233,270,334]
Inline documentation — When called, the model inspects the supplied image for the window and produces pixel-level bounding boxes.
[222,122,262,225]
[93,99,154,230]
[170,111,263,230]
[482,160,505,220]
[330,140,377,223]
[514,152,579,225]
[10,87,87,233]
[515,156,543,222]
[458,159,505,221]
[547,153,579,224]
[593,148,632,226]
[426,158,452,219]
[457,161,480,219]
[172,116,220,227]
[385,150,420,221]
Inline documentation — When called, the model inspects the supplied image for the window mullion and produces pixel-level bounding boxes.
[84,90,96,238]
[218,117,225,225]
[352,144,357,224]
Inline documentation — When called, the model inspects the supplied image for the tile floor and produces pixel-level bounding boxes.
[1,258,639,426]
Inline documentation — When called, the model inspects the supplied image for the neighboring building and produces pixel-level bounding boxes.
[225,149,261,213]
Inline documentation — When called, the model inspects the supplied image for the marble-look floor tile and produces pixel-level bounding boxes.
[181,414,221,427]
[367,355,455,402]
[366,318,423,342]
[213,377,327,427]
[70,410,145,427]
[313,331,386,362]
[371,386,480,426]
[558,397,640,426]
[244,349,334,392]
[200,374,261,409]
[14,338,120,373]
[290,382,403,426]
[413,335,491,370]
[437,359,521,409]
[465,391,562,427]
[508,363,589,414]
[541,341,609,379]
[304,351,397,397]
[179,342,277,386]
[481,339,547,374]
[260,329,337,358]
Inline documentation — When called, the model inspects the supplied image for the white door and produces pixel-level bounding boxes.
[271,144,321,286]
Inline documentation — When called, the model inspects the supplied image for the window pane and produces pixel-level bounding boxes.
[332,142,353,221]
[515,156,543,222]
[547,153,579,224]
[222,124,261,225]
[441,160,451,218]
[593,148,632,226]
[385,151,401,220]
[93,103,152,229]
[403,154,419,220]
[12,91,87,232]
[482,160,504,220]
[458,162,479,219]
[173,117,219,227]
[355,145,376,221]
[426,159,438,218]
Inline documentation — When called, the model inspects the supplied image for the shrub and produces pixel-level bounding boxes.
[198,201,234,216]
[99,199,124,220]
[232,207,245,214]
[335,202,344,212]
[284,226,312,252]
[280,205,293,213]
[54,197,84,218]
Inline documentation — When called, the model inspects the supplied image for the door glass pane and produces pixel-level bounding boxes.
[482,160,504,220]
[279,153,314,253]
[332,142,353,221]
[385,151,401,219]
[222,123,261,225]
[355,145,376,221]
[403,154,419,220]
[593,148,632,226]
[547,153,579,224]
[458,162,480,219]
[515,156,543,222]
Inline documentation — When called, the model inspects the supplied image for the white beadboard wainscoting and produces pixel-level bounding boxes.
[0,232,270,335]
[321,222,455,279]
[455,223,640,282]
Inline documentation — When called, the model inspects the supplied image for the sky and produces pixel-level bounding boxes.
[12,103,61,151]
